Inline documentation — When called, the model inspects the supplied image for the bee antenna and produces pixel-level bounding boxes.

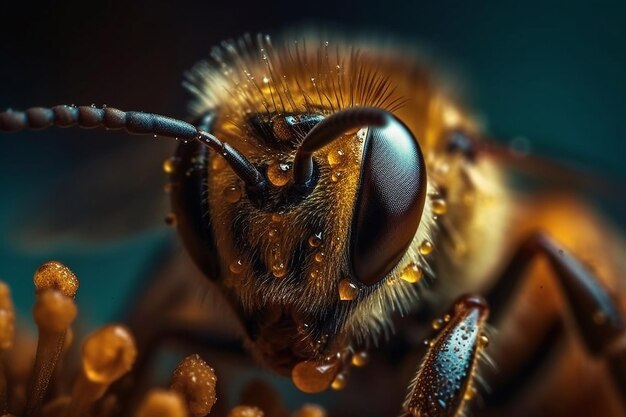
[196,131,267,193]
[292,107,390,186]
[0,105,266,192]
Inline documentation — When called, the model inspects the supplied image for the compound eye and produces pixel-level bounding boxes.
[349,117,427,286]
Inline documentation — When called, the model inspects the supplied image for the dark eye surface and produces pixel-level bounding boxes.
[349,118,427,286]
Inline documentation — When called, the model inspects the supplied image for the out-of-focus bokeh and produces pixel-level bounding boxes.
[1,0,625,326]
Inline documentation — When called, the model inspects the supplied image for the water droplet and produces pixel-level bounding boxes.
[229,260,244,274]
[400,263,423,283]
[351,351,369,367]
[164,213,177,226]
[327,149,346,167]
[432,198,448,215]
[419,241,434,255]
[223,185,242,203]
[272,263,287,278]
[308,232,323,247]
[314,252,325,263]
[267,161,291,187]
[262,76,270,84]
[479,335,489,348]
[162,157,176,174]
[338,278,358,301]
[432,318,443,330]
[443,314,451,323]
[331,373,347,390]
[331,171,342,182]
[291,358,339,394]
[310,270,320,279]
[268,228,279,238]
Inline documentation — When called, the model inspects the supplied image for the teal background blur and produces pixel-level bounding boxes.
[1,1,625,328]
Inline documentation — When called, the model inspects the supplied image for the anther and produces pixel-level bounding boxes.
[25,277,78,417]
[171,354,217,417]
[65,325,136,417]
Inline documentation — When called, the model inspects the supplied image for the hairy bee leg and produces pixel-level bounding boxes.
[486,232,626,404]
[403,295,490,417]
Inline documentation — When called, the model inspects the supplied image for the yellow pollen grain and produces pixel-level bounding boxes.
[33,261,79,298]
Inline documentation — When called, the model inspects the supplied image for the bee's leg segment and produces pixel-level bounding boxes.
[403,295,490,417]
[486,231,626,404]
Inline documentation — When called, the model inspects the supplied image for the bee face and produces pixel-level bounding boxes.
[171,35,440,376]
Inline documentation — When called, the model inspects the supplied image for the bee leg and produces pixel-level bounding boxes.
[403,295,490,417]
[486,231,626,405]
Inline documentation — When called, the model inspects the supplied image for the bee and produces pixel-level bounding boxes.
[1,33,626,417]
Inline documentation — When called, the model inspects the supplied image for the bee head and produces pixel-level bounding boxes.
[165,35,443,391]
[170,106,428,384]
